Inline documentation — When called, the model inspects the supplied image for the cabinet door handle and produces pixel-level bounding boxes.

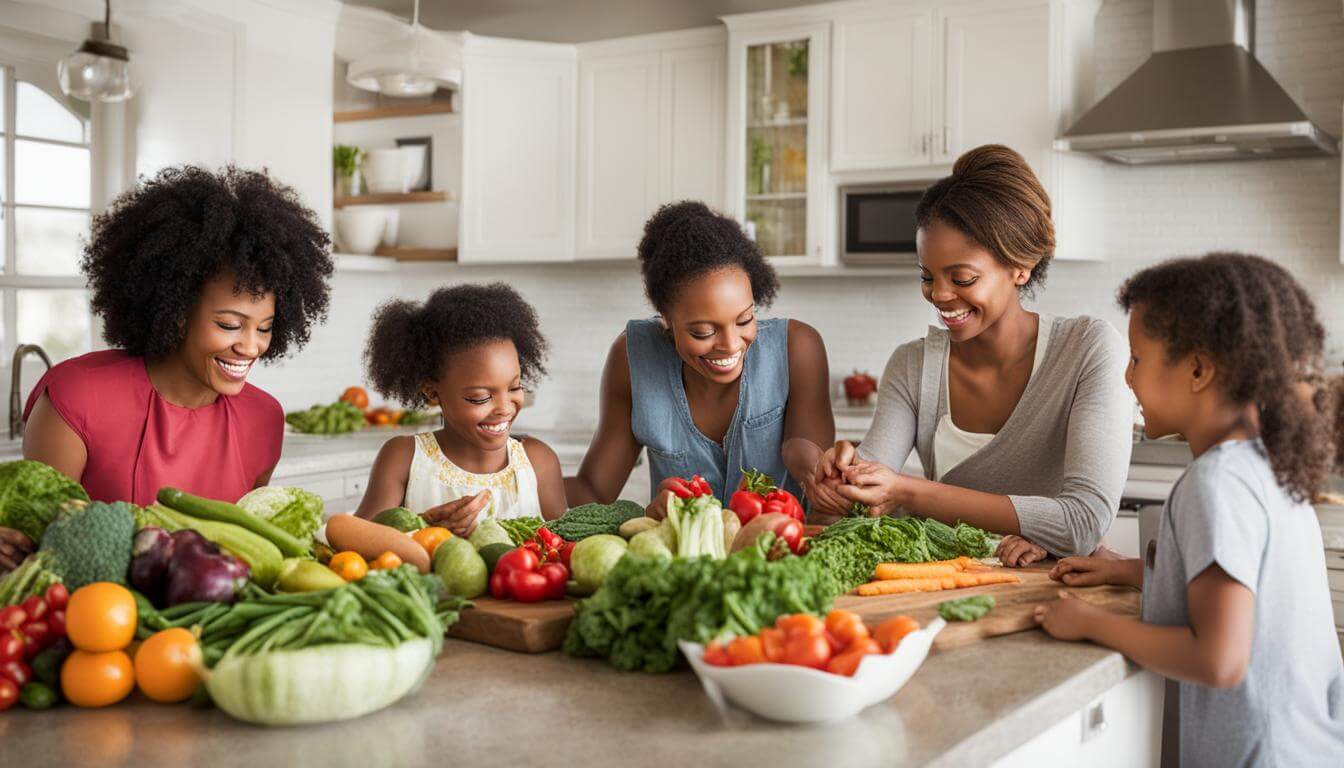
[943,126,951,155]
[921,133,929,155]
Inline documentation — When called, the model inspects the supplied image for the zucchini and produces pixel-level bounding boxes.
[138,504,284,587]
[158,488,309,558]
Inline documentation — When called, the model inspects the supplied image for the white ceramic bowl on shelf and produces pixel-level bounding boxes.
[362,148,411,194]
[679,617,945,724]
[333,208,387,255]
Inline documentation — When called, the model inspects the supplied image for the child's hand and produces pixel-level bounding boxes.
[1033,593,1100,641]
[997,535,1048,568]
[1049,556,1112,586]
[814,441,859,487]
[836,461,903,515]
[421,490,491,537]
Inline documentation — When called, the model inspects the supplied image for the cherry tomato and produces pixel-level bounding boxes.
[0,606,27,631]
[825,648,868,677]
[47,610,66,641]
[0,659,31,687]
[0,676,17,711]
[702,642,731,667]
[489,571,508,599]
[825,610,869,647]
[21,621,49,650]
[873,615,921,653]
[536,528,562,549]
[727,636,766,666]
[783,633,832,669]
[848,637,882,656]
[558,541,576,569]
[329,551,369,582]
[775,613,824,639]
[538,563,568,600]
[506,569,551,603]
[823,629,845,655]
[759,627,787,663]
[368,551,403,570]
[21,595,48,623]
[44,583,69,611]
[0,632,23,664]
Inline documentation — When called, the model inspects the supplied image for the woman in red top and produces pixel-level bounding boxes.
[0,166,332,571]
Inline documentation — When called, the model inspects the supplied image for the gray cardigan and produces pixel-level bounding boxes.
[856,315,1133,556]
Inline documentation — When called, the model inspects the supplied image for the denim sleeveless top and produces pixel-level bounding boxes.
[625,317,797,507]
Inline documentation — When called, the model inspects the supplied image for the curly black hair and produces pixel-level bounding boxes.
[82,165,333,359]
[364,283,549,407]
[1117,252,1337,501]
[637,201,779,314]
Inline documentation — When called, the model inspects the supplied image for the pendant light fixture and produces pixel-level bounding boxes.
[57,0,133,103]
[347,0,460,98]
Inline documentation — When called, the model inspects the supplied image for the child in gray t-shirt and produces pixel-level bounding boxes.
[1034,253,1344,767]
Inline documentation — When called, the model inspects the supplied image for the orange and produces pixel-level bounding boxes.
[66,583,137,652]
[411,526,452,557]
[369,551,403,570]
[329,551,368,582]
[62,649,134,708]
[134,628,202,703]
[873,615,921,653]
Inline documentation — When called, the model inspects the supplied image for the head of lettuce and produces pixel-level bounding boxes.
[236,487,324,543]
[0,460,89,542]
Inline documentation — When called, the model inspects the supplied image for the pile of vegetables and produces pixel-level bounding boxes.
[564,533,834,673]
[0,460,89,542]
[805,516,996,594]
[546,500,645,541]
[285,400,366,435]
[701,610,920,677]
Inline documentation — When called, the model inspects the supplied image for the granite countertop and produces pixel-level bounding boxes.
[6,630,1138,768]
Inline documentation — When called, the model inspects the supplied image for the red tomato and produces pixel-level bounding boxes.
[0,632,22,663]
[0,660,30,687]
[47,609,67,640]
[848,637,882,656]
[702,642,731,667]
[728,490,766,525]
[536,528,562,549]
[558,541,576,569]
[0,606,26,631]
[538,563,568,600]
[44,583,69,611]
[20,596,48,623]
[825,610,870,647]
[759,627,787,663]
[489,571,508,600]
[496,547,541,578]
[20,621,48,652]
[823,629,845,655]
[0,677,17,711]
[873,615,921,653]
[506,569,550,603]
[727,636,766,666]
[775,613,824,639]
[825,648,868,677]
[783,633,831,669]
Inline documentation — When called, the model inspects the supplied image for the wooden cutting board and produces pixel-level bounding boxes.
[834,565,1140,650]
[448,597,577,653]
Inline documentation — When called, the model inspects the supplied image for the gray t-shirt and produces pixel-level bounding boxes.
[1143,439,1344,767]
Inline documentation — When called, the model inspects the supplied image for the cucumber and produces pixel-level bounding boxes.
[158,488,310,557]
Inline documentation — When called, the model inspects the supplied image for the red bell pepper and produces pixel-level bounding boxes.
[728,468,776,526]
[763,488,805,523]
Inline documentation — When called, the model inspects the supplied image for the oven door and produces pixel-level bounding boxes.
[840,186,923,265]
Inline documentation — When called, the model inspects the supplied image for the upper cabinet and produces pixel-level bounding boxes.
[831,8,932,170]
[724,19,830,264]
[459,35,577,263]
[576,30,725,261]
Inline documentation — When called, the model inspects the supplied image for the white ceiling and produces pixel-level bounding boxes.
[339,0,824,43]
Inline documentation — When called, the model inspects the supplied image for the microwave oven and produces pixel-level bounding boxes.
[839,183,927,266]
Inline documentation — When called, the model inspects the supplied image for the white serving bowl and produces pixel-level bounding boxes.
[333,208,387,255]
[679,617,945,724]
[362,148,411,194]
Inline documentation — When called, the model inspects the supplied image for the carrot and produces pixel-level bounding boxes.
[856,571,1021,596]
[872,557,989,580]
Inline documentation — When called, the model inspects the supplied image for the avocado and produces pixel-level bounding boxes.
[478,542,514,575]
[373,507,426,532]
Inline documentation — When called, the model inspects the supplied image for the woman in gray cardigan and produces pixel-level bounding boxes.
[811,145,1133,565]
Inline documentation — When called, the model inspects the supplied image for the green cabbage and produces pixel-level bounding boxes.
[236,487,324,543]
[0,460,89,542]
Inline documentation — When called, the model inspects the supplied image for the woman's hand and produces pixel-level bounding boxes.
[420,490,491,538]
[644,478,685,521]
[834,461,904,516]
[813,440,859,486]
[0,527,35,573]
[996,534,1048,568]
[1033,593,1102,642]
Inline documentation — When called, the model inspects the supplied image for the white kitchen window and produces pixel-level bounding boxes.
[0,65,94,365]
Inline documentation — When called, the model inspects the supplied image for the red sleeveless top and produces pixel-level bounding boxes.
[23,350,284,507]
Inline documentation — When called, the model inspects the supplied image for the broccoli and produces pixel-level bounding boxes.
[39,500,135,590]
[0,460,89,542]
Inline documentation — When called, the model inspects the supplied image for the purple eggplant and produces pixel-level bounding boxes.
[129,527,176,605]
[162,537,250,606]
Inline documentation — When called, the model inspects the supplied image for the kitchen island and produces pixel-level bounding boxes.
[6,630,1161,768]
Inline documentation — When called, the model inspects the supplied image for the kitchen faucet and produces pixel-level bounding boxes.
[9,344,53,440]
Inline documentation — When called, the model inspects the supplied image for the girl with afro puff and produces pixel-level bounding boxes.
[1035,253,1344,766]
[1,166,333,570]
[564,201,835,517]
[354,284,566,534]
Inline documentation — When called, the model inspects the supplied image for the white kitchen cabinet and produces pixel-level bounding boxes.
[576,30,725,261]
[724,18,830,265]
[995,670,1163,766]
[459,35,576,263]
[831,7,933,170]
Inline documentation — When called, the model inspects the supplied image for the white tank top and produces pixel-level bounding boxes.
[404,432,543,521]
[933,315,1051,481]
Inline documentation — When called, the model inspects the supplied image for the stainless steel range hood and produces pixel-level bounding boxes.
[1056,0,1338,165]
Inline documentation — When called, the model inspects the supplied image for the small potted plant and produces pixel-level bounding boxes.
[333,145,362,197]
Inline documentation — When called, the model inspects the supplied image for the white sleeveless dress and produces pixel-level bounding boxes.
[403,432,543,521]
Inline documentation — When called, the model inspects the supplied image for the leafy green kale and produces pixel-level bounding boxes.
[806,516,995,593]
[0,460,89,542]
[938,595,996,622]
[548,501,645,542]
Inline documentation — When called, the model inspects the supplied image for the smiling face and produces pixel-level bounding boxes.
[661,268,757,385]
[423,338,525,452]
[1125,306,1197,439]
[918,219,1031,342]
[174,273,275,397]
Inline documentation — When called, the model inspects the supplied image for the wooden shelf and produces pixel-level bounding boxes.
[374,246,458,262]
[334,102,455,122]
[334,191,451,207]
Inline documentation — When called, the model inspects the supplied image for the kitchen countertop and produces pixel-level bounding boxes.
[4,630,1139,768]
